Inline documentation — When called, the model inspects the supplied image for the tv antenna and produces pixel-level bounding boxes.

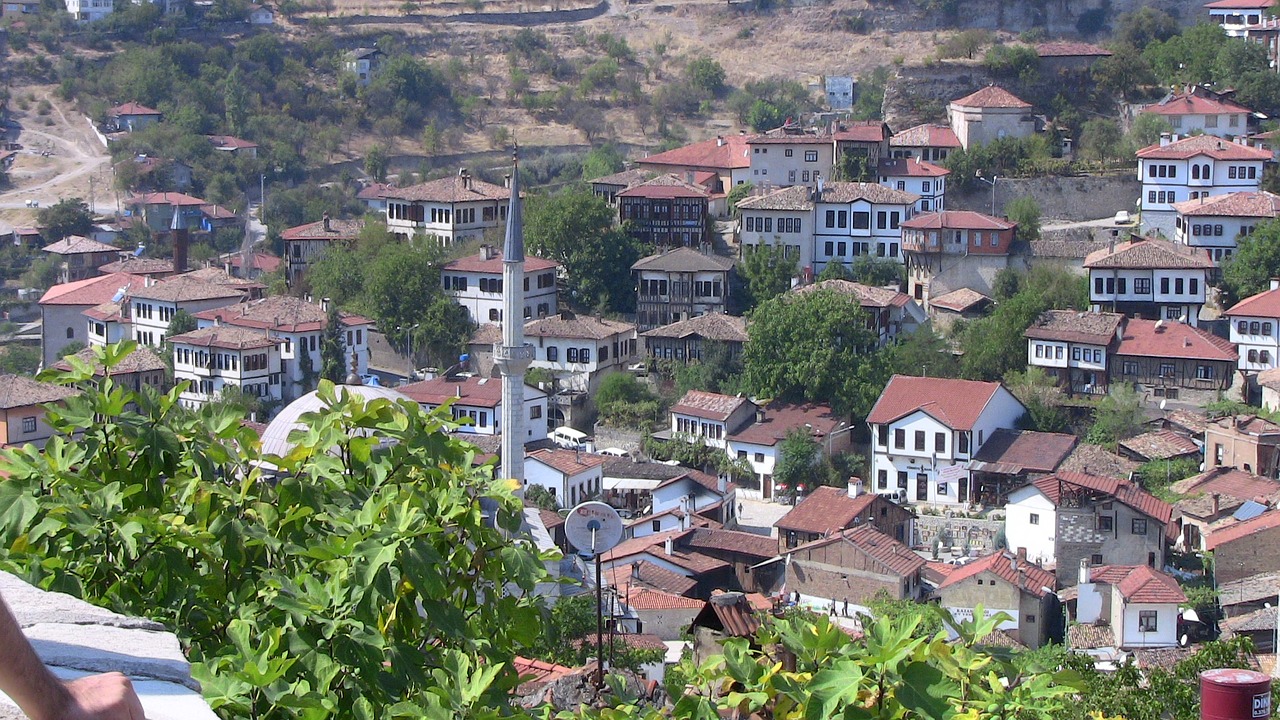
[565,501,623,689]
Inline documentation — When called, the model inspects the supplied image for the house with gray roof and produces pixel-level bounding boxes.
[632,247,735,332]
[641,312,748,363]
[1024,309,1126,395]
[1084,236,1214,326]
[0,374,79,450]
[383,169,513,246]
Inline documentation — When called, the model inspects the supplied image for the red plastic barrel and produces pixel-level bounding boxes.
[1201,668,1272,720]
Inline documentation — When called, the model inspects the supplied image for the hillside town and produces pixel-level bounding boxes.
[6,0,1280,717]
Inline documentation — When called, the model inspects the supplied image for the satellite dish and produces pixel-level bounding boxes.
[1183,608,1200,623]
[1160,399,1168,411]
[564,501,623,557]
[1180,633,1189,647]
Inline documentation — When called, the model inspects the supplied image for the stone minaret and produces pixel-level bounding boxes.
[496,152,533,490]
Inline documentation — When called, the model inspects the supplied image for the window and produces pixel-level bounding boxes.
[897,471,908,488]
[1091,553,1104,565]
[935,432,946,453]
[754,452,764,463]
[1132,518,1148,535]
[546,346,558,362]
[878,425,888,447]
[894,428,905,448]
[805,150,818,162]
[877,469,888,489]
[1138,611,1158,632]
[852,212,870,229]
[914,430,926,451]
[1026,615,1036,623]
[652,520,661,532]
[1098,515,1114,532]
[958,433,969,454]
[66,327,74,339]
[1134,278,1151,295]
[1159,362,1176,377]
[1030,513,1039,525]
[530,405,542,419]
[784,149,793,157]
[1196,365,1215,380]
[21,417,35,434]
[1252,321,1262,335]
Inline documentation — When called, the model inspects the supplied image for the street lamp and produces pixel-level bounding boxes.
[975,172,999,216]
[396,324,419,380]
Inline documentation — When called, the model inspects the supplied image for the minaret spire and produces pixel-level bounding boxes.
[496,149,533,492]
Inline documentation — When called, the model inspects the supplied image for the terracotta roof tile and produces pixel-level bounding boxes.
[817,182,919,205]
[692,592,761,637]
[1226,286,1280,319]
[969,429,1077,474]
[97,258,174,275]
[1032,471,1173,525]
[833,121,890,143]
[620,585,705,610]
[524,313,634,341]
[526,447,607,477]
[951,85,1032,109]
[1136,135,1271,161]
[129,276,245,303]
[1084,237,1214,269]
[877,158,950,178]
[1060,443,1141,478]
[42,236,118,255]
[206,134,259,150]
[890,123,962,149]
[605,560,698,596]
[399,376,544,408]
[603,530,732,575]
[728,401,844,447]
[280,218,365,242]
[0,375,79,409]
[1024,310,1125,345]
[735,185,813,212]
[356,182,397,200]
[631,247,735,272]
[866,375,1010,430]
[1095,565,1188,604]
[1173,466,1280,504]
[638,134,753,171]
[1207,509,1280,549]
[1114,318,1237,363]
[384,175,511,203]
[126,191,206,206]
[168,325,278,350]
[1206,0,1273,8]
[775,486,880,535]
[617,174,710,199]
[444,250,558,274]
[929,288,991,312]
[591,168,657,187]
[792,525,925,578]
[939,549,1056,598]
[194,296,371,333]
[1173,191,1280,218]
[641,312,748,342]
[39,273,142,307]
[52,346,166,376]
[682,528,778,559]
[793,279,910,309]
[901,210,1015,231]
[1118,430,1201,461]
[1144,92,1253,117]
[670,389,748,422]
[109,102,161,116]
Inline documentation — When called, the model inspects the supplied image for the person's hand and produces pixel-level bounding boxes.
[52,673,145,720]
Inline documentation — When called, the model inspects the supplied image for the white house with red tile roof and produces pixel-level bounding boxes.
[1111,318,1238,402]
[525,447,607,508]
[106,102,161,132]
[127,275,247,348]
[636,134,754,195]
[169,325,283,410]
[442,245,559,324]
[1207,0,1274,33]
[877,158,948,213]
[356,182,397,212]
[1173,191,1280,265]
[1136,134,1271,236]
[193,295,374,400]
[947,86,1036,149]
[889,123,962,163]
[1084,236,1214,326]
[867,375,1026,507]
[1140,90,1256,138]
[936,549,1059,648]
[1225,279,1280,375]
[747,125,836,188]
[280,216,364,286]
[1076,563,1187,649]
[398,375,547,441]
[384,170,512,245]
[1005,471,1174,569]
[39,272,141,367]
[669,389,754,450]
[811,182,920,266]
[1024,309,1126,395]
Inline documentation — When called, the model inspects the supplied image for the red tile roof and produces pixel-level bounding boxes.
[621,585,705,610]
[890,123,962,149]
[1114,319,1238,363]
[775,485,879,535]
[512,656,576,694]
[969,429,1078,474]
[728,401,844,447]
[692,592,761,637]
[1136,135,1272,161]
[399,376,543,408]
[605,560,698,596]
[1031,471,1173,525]
[670,390,750,422]
[794,279,911,308]
[951,85,1032,109]
[1083,237,1215,269]
[1144,92,1253,117]
[42,236,118,255]
[443,251,558,274]
[1173,466,1280,503]
[638,134,753,171]
[602,530,732,575]
[384,174,511,203]
[877,158,950,178]
[168,325,278,351]
[38,273,141,307]
[834,121,889,143]
[1090,565,1188,604]
[109,102,161,116]
[526,447,607,477]
[792,525,926,578]
[901,210,1015,231]
[1206,0,1273,10]
[617,175,710,199]
[1035,41,1112,58]
[1173,191,1280,218]
[929,288,991,313]
[1024,309,1125,345]
[1226,286,1280,318]
[127,191,206,206]
[866,375,1009,430]
[1207,509,1280,550]
[682,528,778,559]
[193,295,371,333]
[939,550,1056,598]
[1117,430,1201,461]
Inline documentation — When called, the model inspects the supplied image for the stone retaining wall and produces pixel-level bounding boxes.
[913,514,1003,554]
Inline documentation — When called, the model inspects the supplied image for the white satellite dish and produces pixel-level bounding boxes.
[564,501,623,557]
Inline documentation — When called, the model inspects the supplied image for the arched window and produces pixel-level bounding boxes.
[66,327,74,339]
[1192,165,1201,180]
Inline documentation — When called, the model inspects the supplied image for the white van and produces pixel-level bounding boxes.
[551,426,591,450]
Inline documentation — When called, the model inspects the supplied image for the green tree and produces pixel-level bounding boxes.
[36,198,95,242]
[726,181,754,215]
[1004,196,1041,241]
[1079,118,1125,166]
[1086,384,1146,446]
[959,268,1087,380]
[938,29,994,59]
[882,326,961,379]
[524,484,558,511]
[833,151,871,182]
[984,44,1040,79]
[672,340,744,396]
[580,144,626,181]
[320,303,346,382]
[19,257,61,290]
[685,57,726,96]
[774,427,822,497]
[1222,218,1280,304]
[743,287,885,416]
[1004,367,1068,432]
[1092,45,1157,102]
[1136,457,1201,501]
[525,186,642,314]
[1113,6,1180,51]
[1143,24,1226,86]
[1129,113,1174,149]
[0,346,40,375]
[739,244,796,311]
[364,144,388,182]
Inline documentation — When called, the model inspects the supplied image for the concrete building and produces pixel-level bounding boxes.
[1225,279,1280,380]
[1135,134,1270,236]
[39,273,141,368]
[42,236,119,283]
[127,275,246,348]
[888,123,962,163]
[901,210,1017,307]
[747,125,835,188]
[635,134,753,201]
[1207,510,1280,584]
[812,182,919,266]
[1207,0,1274,34]
[781,526,925,609]
[1084,237,1214,326]
[442,245,558,325]
[1204,414,1280,477]
[947,86,1036,150]
[866,375,1027,507]
[736,185,815,272]
[106,102,162,132]
[344,48,384,86]
[384,170,512,245]
[524,312,637,393]
[281,216,364,287]
[524,447,607,508]
[169,326,282,410]
[1075,563,1187,649]
[1172,191,1280,265]
[936,549,1059,649]
[632,247,734,332]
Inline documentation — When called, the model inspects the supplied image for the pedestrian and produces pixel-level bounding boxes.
[843,597,849,617]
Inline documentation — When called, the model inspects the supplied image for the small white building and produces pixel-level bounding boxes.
[1135,133,1271,237]
[442,245,559,325]
[384,170,512,246]
[398,375,549,442]
[812,182,919,266]
[736,186,814,273]
[1207,0,1273,34]
[1225,279,1280,375]
[948,86,1036,150]
[888,123,962,163]
[524,447,607,508]
[866,375,1026,506]
[169,326,282,410]
[1140,90,1255,138]
[127,275,247,348]
[877,158,948,213]
[344,48,384,86]
[668,389,754,451]
[1083,237,1214,326]
[1075,563,1186,649]
[524,312,637,393]
[84,301,131,349]
[1172,191,1280,265]
[193,295,373,401]
[746,126,834,188]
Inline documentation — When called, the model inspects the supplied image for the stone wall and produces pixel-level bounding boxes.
[593,424,645,453]
[949,175,1142,224]
[914,514,1003,554]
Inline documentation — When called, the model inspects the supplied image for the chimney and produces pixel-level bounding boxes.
[170,205,189,274]
[755,407,766,424]
[1016,547,1027,564]
[848,476,863,498]
[321,297,331,312]
[322,213,331,232]
[1079,557,1090,585]
[716,135,725,147]
[1211,492,1220,515]
[480,244,495,261]
[1271,278,1280,291]
[504,173,512,189]
[631,561,640,579]
[1159,133,1172,147]
[664,536,673,555]
[717,474,726,493]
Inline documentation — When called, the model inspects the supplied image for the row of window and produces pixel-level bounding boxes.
[387,203,506,224]
[675,417,723,439]
[1237,321,1274,337]
[542,342,636,363]
[1227,165,1259,180]
[876,425,975,453]
[1116,360,1217,380]
[638,279,724,298]
[751,147,820,162]
[908,229,1003,248]
[1189,224,1226,237]
[1148,190,1176,204]
[1247,349,1273,364]
[443,272,558,293]
[744,216,805,234]
[620,199,704,221]
[1093,276,1199,296]
[486,303,552,322]
[821,210,905,231]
